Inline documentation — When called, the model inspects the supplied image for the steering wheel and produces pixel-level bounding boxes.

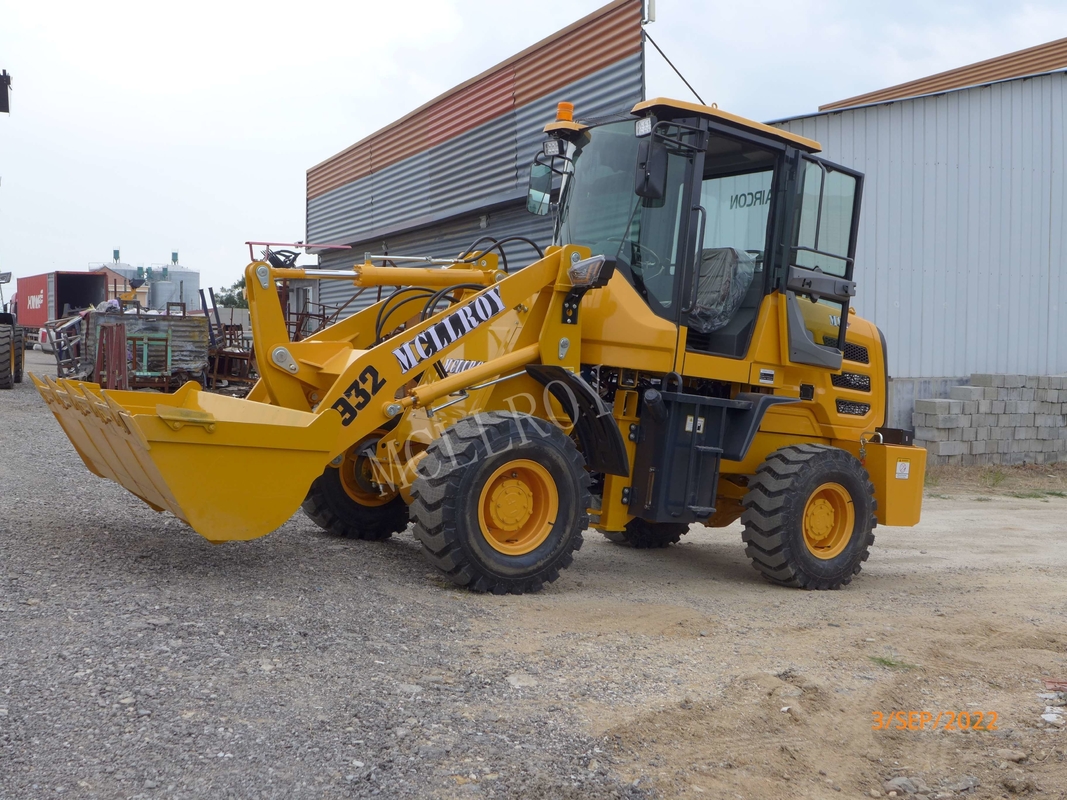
[267,249,301,269]
[594,239,665,281]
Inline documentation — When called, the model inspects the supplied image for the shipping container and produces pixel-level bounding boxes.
[15,271,108,328]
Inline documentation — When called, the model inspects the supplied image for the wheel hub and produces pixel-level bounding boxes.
[337,433,397,508]
[802,482,855,560]
[488,478,535,531]
[478,459,558,556]
[805,498,836,539]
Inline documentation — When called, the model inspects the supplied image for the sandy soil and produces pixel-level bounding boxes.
[925,462,1067,499]
[477,494,1067,798]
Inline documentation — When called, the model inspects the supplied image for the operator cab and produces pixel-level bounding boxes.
[529,98,863,369]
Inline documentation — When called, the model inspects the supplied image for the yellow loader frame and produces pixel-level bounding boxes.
[33,241,921,543]
[33,97,926,594]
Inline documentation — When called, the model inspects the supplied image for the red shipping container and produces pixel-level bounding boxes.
[16,273,49,328]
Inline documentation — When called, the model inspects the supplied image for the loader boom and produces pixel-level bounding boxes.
[34,245,607,541]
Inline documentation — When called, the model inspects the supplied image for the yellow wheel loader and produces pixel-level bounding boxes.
[33,98,926,594]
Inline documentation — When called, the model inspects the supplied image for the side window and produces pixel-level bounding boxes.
[618,148,692,311]
[794,160,857,278]
[783,156,862,369]
[686,134,778,358]
[700,170,774,255]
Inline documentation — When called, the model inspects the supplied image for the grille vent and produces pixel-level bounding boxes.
[836,399,871,416]
[823,336,870,364]
[831,372,871,392]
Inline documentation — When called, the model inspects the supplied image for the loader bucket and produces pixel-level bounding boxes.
[31,374,342,543]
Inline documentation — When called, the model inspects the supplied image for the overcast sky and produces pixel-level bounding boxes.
[1,0,1064,293]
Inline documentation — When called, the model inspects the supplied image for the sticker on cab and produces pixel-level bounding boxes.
[895,459,911,480]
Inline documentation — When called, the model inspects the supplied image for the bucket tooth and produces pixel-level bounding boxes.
[60,379,172,512]
[34,374,114,482]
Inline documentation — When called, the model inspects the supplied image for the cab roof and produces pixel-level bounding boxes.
[632,97,822,153]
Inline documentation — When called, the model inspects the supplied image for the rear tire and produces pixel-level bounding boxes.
[13,328,24,383]
[741,444,876,589]
[301,431,409,541]
[603,518,690,548]
[411,411,589,594]
[0,325,14,390]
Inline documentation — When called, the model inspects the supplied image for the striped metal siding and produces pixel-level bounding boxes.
[777,71,1067,378]
[316,203,554,319]
[306,0,642,201]
[514,52,643,182]
[307,53,643,246]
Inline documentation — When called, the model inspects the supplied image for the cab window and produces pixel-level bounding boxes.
[687,135,778,358]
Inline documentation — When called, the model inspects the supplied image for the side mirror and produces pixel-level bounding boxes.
[634,139,667,200]
[526,162,553,215]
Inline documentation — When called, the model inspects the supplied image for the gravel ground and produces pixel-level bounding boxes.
[1,353,648,800]
[2,350,1066,799]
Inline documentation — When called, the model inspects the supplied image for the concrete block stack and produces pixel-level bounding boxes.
[911,374,1067,465]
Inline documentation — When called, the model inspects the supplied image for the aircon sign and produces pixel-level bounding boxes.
[729,189,773,209]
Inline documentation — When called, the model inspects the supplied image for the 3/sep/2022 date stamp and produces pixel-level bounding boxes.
[872,711,999,731]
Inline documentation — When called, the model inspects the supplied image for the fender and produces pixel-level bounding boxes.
[721,393,799,461]
[525,364,629,476]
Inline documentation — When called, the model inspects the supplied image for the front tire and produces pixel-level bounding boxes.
[741,444,876,589]
[411,412,589,594]
[301,431,409,541]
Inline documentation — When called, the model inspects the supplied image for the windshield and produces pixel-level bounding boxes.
[556,120,692,313]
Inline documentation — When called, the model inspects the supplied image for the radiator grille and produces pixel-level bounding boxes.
[836,399,871,416]
[831,372,871,392]
[823,336,870,364]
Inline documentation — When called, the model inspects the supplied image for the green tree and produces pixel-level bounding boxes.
[215,277,248,309]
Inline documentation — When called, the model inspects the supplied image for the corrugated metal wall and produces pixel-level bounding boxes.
[306,0,642,204]
[776,71,1067,378]
[307,52,644,246]
[309,0,644,320]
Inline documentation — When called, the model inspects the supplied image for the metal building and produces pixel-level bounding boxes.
[304,15,1065,429]
[104,262,201,312]
[306,0,645,315]
[773,40,1067,425]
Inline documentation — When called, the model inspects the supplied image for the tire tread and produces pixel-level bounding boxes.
[410,411,588,595]
[740,444,877,590]
[0,325,13,390]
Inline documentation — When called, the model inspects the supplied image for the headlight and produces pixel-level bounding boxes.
[542,138,562,157]
[568,255,607,287]
[635,116,653,137]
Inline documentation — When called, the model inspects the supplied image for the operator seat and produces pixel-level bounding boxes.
[688,247,756,334]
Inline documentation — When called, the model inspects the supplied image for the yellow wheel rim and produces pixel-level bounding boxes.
[802,482,855,560]
[477,459,559,556]
[337,433,396,508]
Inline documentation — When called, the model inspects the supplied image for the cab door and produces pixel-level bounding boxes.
[779,154,863,370]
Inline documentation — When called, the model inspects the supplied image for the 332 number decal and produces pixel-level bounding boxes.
[331,365,387,426]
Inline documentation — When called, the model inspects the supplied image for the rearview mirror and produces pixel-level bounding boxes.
[526,163,553,215]
[634,139,667,200]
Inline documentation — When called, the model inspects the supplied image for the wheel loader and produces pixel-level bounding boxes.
[32,97,926,594]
